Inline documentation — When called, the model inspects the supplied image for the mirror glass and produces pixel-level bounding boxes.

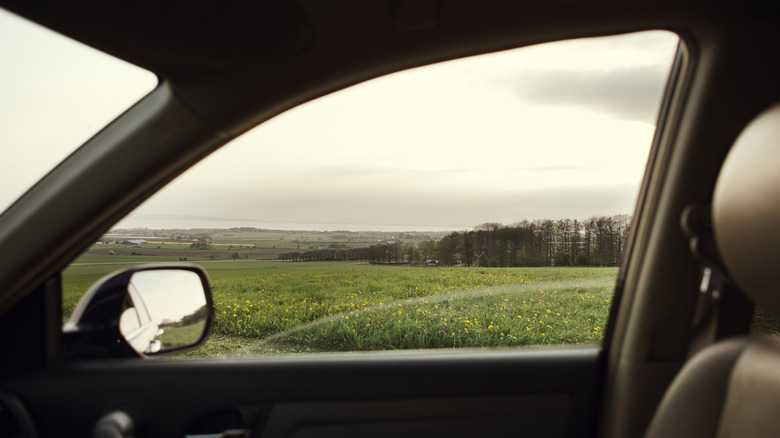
[119,269,209,355]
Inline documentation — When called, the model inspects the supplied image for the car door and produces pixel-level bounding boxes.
[1,1,777,438]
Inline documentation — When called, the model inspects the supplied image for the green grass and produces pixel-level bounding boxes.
[160,321,208,349]
[63,261,618,357]
[751,307,780,336]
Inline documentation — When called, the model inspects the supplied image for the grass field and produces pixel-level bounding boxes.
[63,261,618,357]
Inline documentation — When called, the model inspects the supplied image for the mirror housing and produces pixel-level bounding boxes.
[63,265,214,359]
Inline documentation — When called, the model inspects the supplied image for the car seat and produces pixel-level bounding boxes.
[643,102,780,438]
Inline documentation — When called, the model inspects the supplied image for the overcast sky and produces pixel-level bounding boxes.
[0,8,679,232]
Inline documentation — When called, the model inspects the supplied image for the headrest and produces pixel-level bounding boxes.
[713,102,780,315]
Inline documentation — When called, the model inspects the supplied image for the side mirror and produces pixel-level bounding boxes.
[63,265,214,359]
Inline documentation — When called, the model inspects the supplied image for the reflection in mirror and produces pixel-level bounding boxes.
[119,307,141,334]
[120,269,208,355]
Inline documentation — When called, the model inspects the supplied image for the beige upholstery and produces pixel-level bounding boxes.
[717,337,780,437]
[713,103,780,316]
[645,337,780,438]
[645,103,780,438]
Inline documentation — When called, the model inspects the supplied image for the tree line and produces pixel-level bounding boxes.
[277,215,632,267]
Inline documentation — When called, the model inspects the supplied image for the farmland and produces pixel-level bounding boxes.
[63,257,618,357]
[80,228,447,263]
[64,227,780,358]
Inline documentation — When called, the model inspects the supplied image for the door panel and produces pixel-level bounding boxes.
[262,396,568,438]
[1,347,601,437]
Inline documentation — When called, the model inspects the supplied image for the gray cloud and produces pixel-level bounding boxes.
[505,64,670,123]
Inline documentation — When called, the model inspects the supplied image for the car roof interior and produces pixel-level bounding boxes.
[0,1,779,437]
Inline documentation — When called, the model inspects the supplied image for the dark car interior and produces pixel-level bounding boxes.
[0,0,779,437]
